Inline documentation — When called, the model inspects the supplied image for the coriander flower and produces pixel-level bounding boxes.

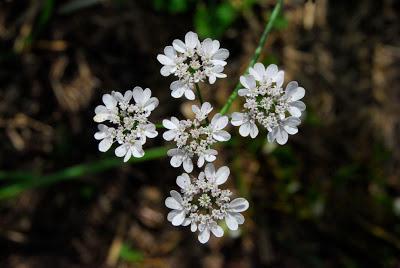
[231,63,306,145]
[93,87,159,162]
[157,31,229,100]
[163,102,230,172]
[165,163,249,243]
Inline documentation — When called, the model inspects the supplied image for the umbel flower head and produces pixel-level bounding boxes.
[93,87,159,162]
[157,31,229,100]
[231,63,306,145]
[165,163,249,243]
[162,102,231,173]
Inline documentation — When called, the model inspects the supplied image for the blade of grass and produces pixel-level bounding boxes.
[219,0,283,115]
[0,146,168,199]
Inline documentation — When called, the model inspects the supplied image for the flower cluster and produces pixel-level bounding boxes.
[231,63,306,145]
[163,102,230,173]
[157,31,229,100]
[165,163,249,243]
[93,87,159,162]
[159,32,249,243]
[93,30,306,244]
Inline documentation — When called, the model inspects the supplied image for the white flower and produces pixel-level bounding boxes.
[165,164,249,243]
[249,63,284,88]
[231,112,259,138]
[157,31,229,100]
[162,102,230,172]
[267,116,301,145]
[170,80,196,100]
[93,87,159,162]
[231,63,306,144]
[94,124,115,152]
[210,113,231,142]
[283,81,306,117]
[238,75,257,97]
[192,102,213,121]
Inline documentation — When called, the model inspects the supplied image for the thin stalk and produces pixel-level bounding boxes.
[195,83,204,105]
[0,146,168,199]
[219,0,283,115]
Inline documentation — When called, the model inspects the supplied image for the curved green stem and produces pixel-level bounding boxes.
[0,146,168,199]
[219,0,283,115]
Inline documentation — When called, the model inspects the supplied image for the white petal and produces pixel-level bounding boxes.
[94,105,108,114]
[201,102,213,114]
[123,149,132,162]
[211,114,228,130]
[172,210,186,226]
[198,228,210,244]
[215,166,230,185]
[115,144,127,157]
[184,89,195,100]
[167,210,179,222]
[170,190,183,203]
[205,163,215,179]
[172,39,186,53]
[212,130,231,142]
[161,65,174,76]
[132,87,144,104]
[249,63,265,81]
[176,173,190,189]
[238,88,249,97]
[213,48,229,60]
[185,31,199,49]
[211,224,224,238]
[191,223,197,232]
[287,106,302,117]
[163,118,178,130]
[275,70,285,87]
[182,218,191,226]
[183,157,193,173]
[197,155,205,168]
[163,130,177,141]
[283,125,298,135]
[231,112,245,126]
[289,86,305,101]
[157,54,174,65]
[225,213,239,230]
[164,46,176,58]
[170,155,183,168]
[285,117,301,127]
[102,94,117,109]
[130,144,144,158]
[98,138,113,152]
[229,198,249,212]
[276,127,288,145]
[239,122,251,137]
[249,122,259,138]
[231,212,245,225]
[265,64,278,78]
[204,149,217,162]
[165,197,183,210]
[240,75,256,89]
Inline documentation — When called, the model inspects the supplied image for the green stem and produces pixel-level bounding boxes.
[219,0,283,115]
[0,146,168,199]
[195,83,204,105]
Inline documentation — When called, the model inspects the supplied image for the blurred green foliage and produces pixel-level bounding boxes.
[119,243,144,263]
[151,0,266,38]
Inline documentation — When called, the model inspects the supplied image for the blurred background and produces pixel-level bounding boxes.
[1,0,400,267]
